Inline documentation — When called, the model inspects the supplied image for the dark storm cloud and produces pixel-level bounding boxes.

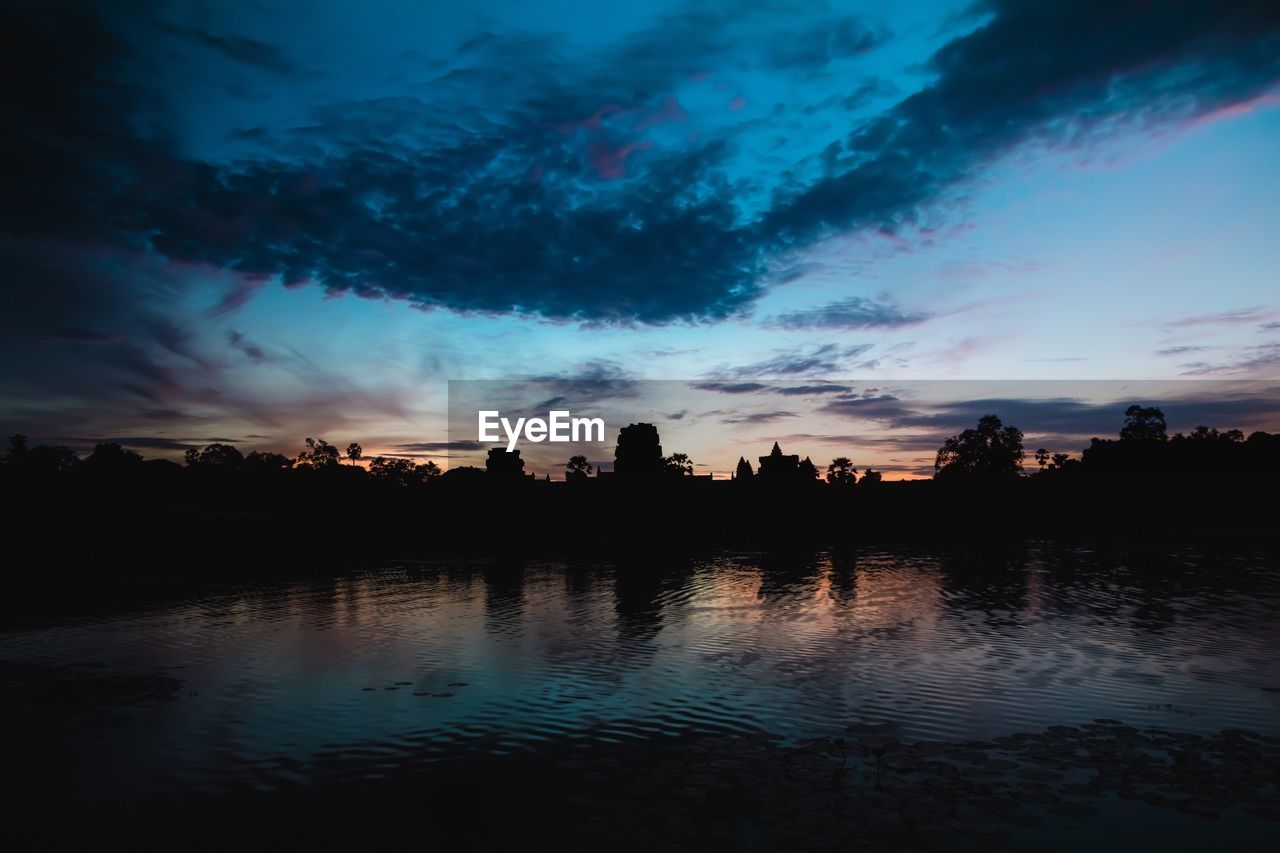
[766,297,929,330]
[3,0,1280,329]
[759,0,1280,248]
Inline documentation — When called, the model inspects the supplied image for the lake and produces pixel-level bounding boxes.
[3,542,1278,810]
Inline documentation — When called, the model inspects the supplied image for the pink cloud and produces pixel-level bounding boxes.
[587,139,654,180]
[634,95,688,131]
[557,103,639,134]
[937,337,985,365]
[1186,91,1280,131]
[727,95,746,111]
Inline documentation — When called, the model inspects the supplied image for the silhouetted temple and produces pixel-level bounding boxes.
[757,442,799,478]
[614,423,665,476]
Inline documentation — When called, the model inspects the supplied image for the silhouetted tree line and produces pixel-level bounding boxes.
[2,403,1277,575]
[5,403,1277,489]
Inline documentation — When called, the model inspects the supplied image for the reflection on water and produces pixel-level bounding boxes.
[2,543,1278,804]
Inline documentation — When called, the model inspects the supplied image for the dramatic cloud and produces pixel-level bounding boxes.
[759,0,1280,248]
[5,0,1279,328]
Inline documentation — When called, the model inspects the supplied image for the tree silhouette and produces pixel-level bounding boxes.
[860,469,883,485]
[6,433,29,462]
[346,442,363,467]
[185,443,244,468]
[4,435,78,474]
[297,437,341,468]
[935,415,1024,478]
[565,455,593,481]
[1035,448,1050,472]
[1180,425,1244,443]
[369,456,425,485]
[1120,405,1168,442]
[245,450,292,472]
[664,452,693,477]
[826,457,857,486]
[85,442,142,469]
[734,456,754,480]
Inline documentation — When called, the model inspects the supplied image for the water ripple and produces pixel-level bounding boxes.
[2,543,1278,804]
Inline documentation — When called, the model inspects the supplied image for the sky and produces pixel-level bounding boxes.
[2,0,1278,476]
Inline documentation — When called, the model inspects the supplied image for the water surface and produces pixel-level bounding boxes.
[3,543,1277,805]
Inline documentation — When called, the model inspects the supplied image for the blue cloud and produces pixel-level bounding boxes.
[5,0,1279,331]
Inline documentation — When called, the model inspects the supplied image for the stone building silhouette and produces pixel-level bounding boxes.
[757,442,799,478]
[757,442,818,481]
[614,423,665,476]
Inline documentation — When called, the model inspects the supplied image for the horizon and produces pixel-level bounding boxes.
[19,378,1280,481]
